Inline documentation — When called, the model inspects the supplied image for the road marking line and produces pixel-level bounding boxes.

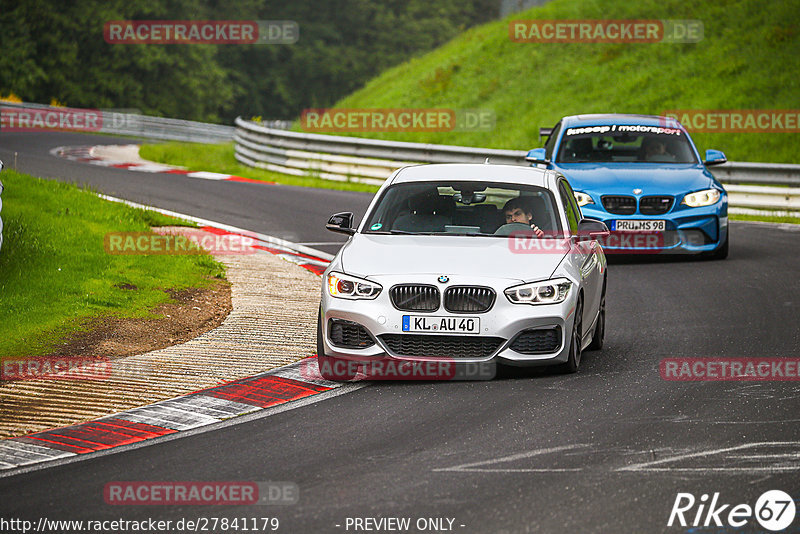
[433,444,589,473]
[617,441,800,472]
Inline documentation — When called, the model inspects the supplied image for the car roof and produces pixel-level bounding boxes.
[560,113,683,128]
[390,163,551,188]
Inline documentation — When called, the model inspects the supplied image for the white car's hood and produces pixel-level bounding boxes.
[339,234,567,282]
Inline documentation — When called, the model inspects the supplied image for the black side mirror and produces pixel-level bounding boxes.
[576,219,610,242]
[326,212,356,235]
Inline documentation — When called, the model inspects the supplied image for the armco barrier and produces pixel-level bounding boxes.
[234,117,800,213]
[1,101,290,143]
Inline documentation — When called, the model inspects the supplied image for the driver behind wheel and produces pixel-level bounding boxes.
[502,197,544,237]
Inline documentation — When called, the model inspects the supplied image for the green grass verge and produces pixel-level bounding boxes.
[0,170,226,359]
[730,213,800,224]
[140,142,380,193]
[320,0,799,163]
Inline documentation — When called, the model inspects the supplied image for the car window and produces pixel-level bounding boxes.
[558,180,580,234]
[363,181,562,236]
[544,121,562,160]
[555,125,698,163]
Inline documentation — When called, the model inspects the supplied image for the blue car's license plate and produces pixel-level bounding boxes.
[611,219,666,232]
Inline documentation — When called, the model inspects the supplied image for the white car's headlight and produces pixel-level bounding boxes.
[327,272,382,300]
[574,191,594,207]
[505,278,572,305]
[682,188,721,207]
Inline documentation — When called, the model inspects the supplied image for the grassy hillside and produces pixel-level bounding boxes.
[328,0,800,163]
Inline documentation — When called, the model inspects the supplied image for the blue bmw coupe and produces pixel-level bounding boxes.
[527,114,728,258]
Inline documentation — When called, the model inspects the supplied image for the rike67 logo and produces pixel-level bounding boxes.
[668,490,796,531]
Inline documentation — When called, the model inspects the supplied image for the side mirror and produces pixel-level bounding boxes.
[326,212,356,235]
[0,160,4,172]
[703,149,727,166]
[576,219,610,242]
[525,148,549,165]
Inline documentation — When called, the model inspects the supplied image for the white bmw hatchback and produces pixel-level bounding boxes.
[318,163,609,380]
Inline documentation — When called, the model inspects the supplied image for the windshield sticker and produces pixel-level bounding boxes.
[370,223,383,230]
[565,125,682,136]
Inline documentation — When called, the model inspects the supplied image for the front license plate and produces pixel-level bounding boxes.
[611,219,666,232]
[402,315,480,334]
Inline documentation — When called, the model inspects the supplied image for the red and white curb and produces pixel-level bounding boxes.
[0,197,339,473]
[0,357,345,472]
[51,145,272,185]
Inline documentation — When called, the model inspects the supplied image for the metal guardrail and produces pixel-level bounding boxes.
[234,118,800,213]
[1,101,286,144]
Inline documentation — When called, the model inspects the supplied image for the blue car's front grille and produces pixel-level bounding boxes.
[601,195,636,215]
[601,195,674,215]
[639,196,674,215]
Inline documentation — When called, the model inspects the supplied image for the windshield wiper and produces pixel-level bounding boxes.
[462,232,499,237]
[368,230,432,235]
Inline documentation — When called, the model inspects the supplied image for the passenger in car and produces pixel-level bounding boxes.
[641,137,677,162]
[502,198,545,237]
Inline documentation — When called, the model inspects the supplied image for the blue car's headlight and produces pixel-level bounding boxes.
[327,272,382,300]
[682,188,721,208]
[505,278,572,305]
[574,191,594,207]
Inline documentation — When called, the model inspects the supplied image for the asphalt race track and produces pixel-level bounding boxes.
[0,132,374,256]
[2,132,799,533]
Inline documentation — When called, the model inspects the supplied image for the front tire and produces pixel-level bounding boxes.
[710,232,729,260]
[587,281,605,351]
[560,298,583,373]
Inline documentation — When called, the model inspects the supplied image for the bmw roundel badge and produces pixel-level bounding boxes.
[438,275,449,284]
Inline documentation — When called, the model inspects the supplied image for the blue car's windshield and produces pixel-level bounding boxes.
[363,181,563,236]
[556,125,698,164]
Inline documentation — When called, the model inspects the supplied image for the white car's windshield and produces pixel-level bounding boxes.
[556,125,698,163]
[363,181,563,236]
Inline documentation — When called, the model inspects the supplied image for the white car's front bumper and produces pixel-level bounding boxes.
[320,274,578,368]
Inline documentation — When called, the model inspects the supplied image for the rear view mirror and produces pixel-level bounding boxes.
[326,212,356,235]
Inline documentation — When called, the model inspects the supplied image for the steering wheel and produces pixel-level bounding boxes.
[494,222,537,236]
